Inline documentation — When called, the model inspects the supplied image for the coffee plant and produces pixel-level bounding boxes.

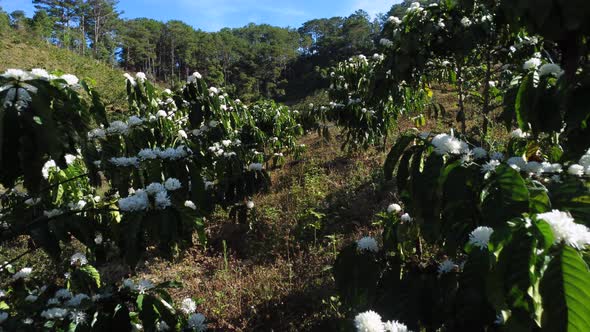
[0,68,305,330]
[330,1,590,332]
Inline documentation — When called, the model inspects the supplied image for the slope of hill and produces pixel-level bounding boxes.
[0,31,127,106]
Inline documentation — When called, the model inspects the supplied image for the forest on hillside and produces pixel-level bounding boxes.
[0,0,437,102]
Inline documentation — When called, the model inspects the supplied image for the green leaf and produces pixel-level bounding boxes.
[541,246,590,332]
[383,134,415,180]
[481,165,530,227]
[515,73,535,131]
[535,220,555,251]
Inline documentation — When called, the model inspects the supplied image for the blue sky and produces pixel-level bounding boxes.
[1,0,400,31]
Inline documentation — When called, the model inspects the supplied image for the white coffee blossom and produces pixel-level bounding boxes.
[568,164,584,176]
[248,163,263,171]
[146,183,166,195]
[469,226,494,249]
[55,288,73,299]
[511,128,530,139]
[537,210,590,249]
[380,38,394,48]
[124,73,137,86]
[354,310,385,332]
[42,159,59,179]
[539,63,563,77]
[246,200,255,209]
[507,156,527,172]
[383,320,409,332]
[481,160,501,173]
[387,203,402,213]
[438,259,456,275]
[461,17,472,27]
[523,58,542,70]
[88,128,106,139]
[2,69,33,81]
[357,237,379,253]
[60,74,79,86]
[164,178,182,191]
[12,267,33,280]
[110,157,139,167]
[41,308,68,320]
[178,130,188,139]
[135,72,146,82]
[490,152,504,161]
[401,213,412,223]
[106,121,129,135]
[69,310,87,324]
[128,116,144,127]
[155,191,172,210]
[66,294,90,307]
[180,298,197,315]
[184,200,197,210]
[431,134,468,155]
[118,190,149,212]
[388,16,402,25]
[472,147,487,160]
[157,320,170,331]
[70,253,87,266]
[542,162,563,174]
[524,161,544,175]
[25,294,38,302]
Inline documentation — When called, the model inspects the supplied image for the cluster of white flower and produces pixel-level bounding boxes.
[570,149,590,176]
[66,294,90,307]
[536,210,590,249]
[380,38,394,48]
[110,157,140,167]
[187,71,202,83]
[42,159,60,179]
[354,310,409,332]
[469,226,494,249]
[184,200,197,210]
[40,308,68,320]
[460,17,472,27]
[248,163,264,171]
[12,267,33,280]
[124,73,137,86]
[118,190,149,212]
[539,63,564,78]
[180,298,197,315]
[406,2,422,14]
[208,141,237,158]
[387,16,402,25]
[357,236,379,253]
[110,146,191,169]
[70,253,88,266]
[523,57,542,71]
[1,69,79,86]
[129,279,155,294]
[431,134,469,155]
[438,259,457,275]
[387,203,402,214]
[511,128,530,139]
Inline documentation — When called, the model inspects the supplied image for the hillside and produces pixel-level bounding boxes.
[0,31,127,106]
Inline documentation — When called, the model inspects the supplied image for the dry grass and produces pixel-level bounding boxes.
[137,129,396,331]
